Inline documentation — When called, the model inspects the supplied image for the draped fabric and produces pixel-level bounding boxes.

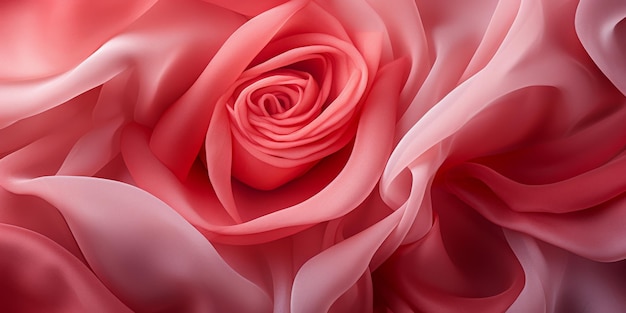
[1,0,625,312]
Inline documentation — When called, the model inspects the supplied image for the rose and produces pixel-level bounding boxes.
[0,0,404,241]
[0,0,409,311]
[120,0,407,245]
[220,33,369,190]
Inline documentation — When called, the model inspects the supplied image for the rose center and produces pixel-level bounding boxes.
[229,68,325,141]
[252,85,300,116]
[219,34,369,190]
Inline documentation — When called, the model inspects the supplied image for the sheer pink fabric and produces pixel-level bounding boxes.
[0,0,625,312]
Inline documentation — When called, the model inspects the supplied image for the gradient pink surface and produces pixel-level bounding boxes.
[0,0,625,312]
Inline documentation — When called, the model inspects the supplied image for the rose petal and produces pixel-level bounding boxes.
[506,231,626,312]
[291,208,400,313]
[152,0,307,179]
[576,0,626,96]
[0,0,242,129]
[6,176,272,313]
[201,0,289,16]
[0,224,132,312]
[0,0,157,79]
